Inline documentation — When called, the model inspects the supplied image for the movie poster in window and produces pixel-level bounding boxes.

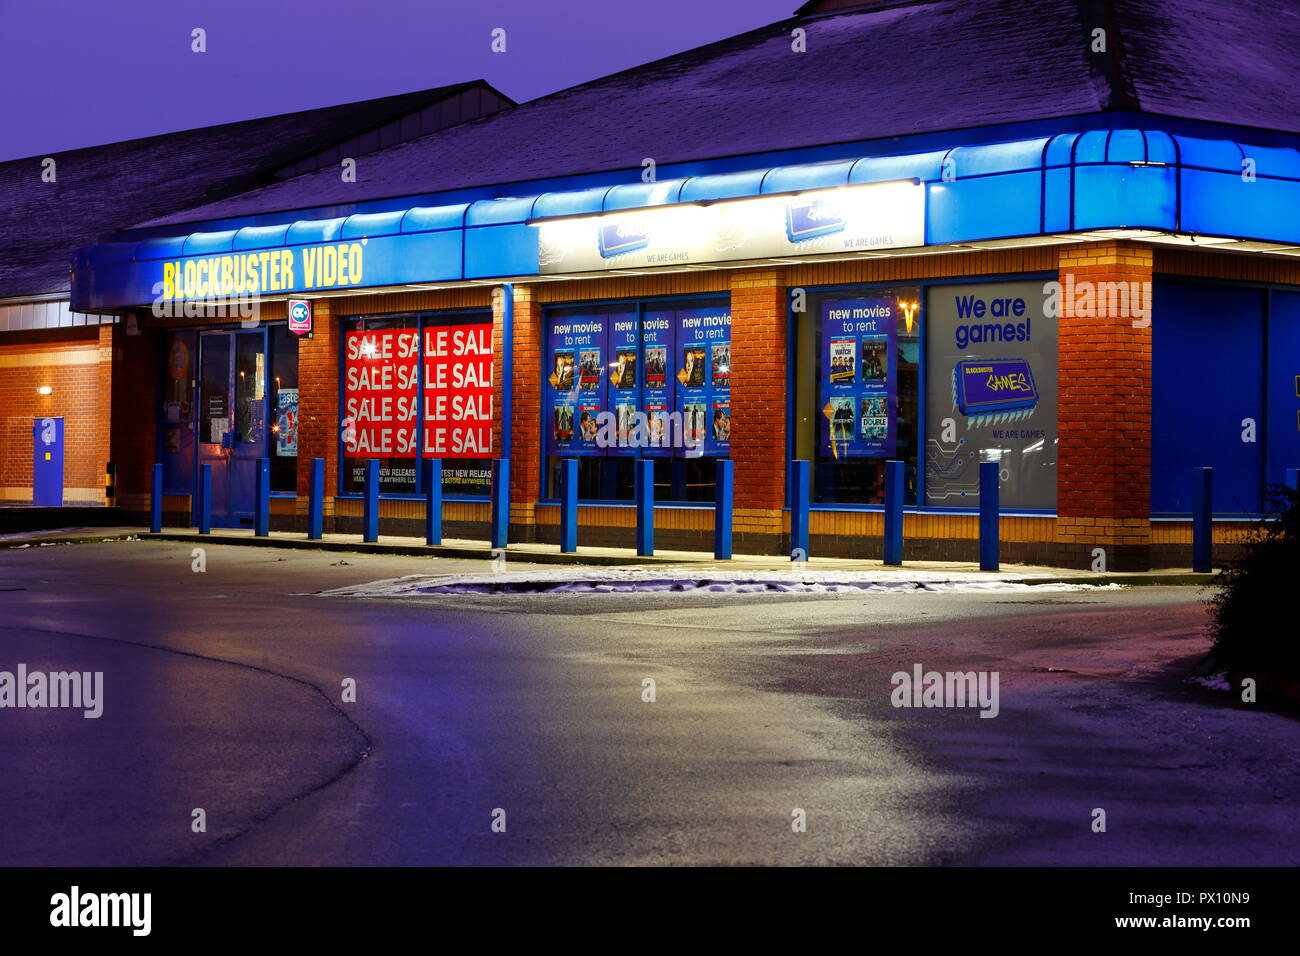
[641,310,675,457]
[604,313,640,454]
[675,307,731,456]
[819,298,896,458]
[548,312,622,456]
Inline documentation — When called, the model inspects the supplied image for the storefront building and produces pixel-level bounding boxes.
[65,0,1300,569]
[0,82,512,512]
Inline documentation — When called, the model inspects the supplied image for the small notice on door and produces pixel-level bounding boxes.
[276,389,299,456]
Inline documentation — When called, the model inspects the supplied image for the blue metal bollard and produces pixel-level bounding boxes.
[255,458,270,536]
[307,458,324,540]
[363,458,379,543]
[559,458,578,553]
[150,463,163,533]
[198,463,213,534]
[979,461,999,571]
[1192,466,1213,573]
[790,459,810,560]
[490,458,510,550]
[883,459,904,566]
[714,459,734,560]
[636,458,654,557]
[424,458,443,546]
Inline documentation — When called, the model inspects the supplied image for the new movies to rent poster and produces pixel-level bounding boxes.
[640,310,674,457]
[675,306,732,455]
[547,311,620,456]
[819,298,897,457]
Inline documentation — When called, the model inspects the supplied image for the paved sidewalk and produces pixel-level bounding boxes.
[0,525,1216,586]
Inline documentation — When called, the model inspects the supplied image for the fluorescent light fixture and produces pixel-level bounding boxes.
[37,385,52,395]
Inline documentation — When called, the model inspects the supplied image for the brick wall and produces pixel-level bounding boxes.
[730,268,788,543]
[0,327,108,503]
[295,299,338,516]
[504,284,543,537]
[1056,241,1154,569]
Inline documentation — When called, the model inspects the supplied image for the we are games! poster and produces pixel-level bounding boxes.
[820,298,897,458]
[675,307,731,456]
[641,310,675,457]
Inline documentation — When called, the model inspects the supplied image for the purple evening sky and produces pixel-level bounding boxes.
[0,0,796,162]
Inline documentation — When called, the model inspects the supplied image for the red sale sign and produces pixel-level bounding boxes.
[343,328,420,456]
[423,322,493,457]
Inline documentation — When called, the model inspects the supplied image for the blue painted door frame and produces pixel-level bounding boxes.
[197,328,269,527]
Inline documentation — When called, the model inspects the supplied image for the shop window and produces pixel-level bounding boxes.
[793,287,921,505]
[341,310,493,498]
[158,330,197,493]
[269,324,299,492]
[543,297,729,503]
[924,281,1057,511]
[1152,282,1263,515]
[420,311,494,497]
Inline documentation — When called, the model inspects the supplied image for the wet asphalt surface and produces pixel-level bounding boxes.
[0,539,1296,866]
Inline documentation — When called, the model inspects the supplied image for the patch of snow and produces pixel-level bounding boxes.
[1186,672,1231,692]
[320,567,1123,599]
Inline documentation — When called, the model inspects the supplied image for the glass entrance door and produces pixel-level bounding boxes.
[198,329,268,527]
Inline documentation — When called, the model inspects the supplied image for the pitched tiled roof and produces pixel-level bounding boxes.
[0,82,511,299]
[134,0,1300,233]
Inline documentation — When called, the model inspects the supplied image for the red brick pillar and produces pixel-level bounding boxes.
[730,268,788,553]
[498,283,542,540]
[96,323,114,505]
[296,300,339,522]
[1056,242,1153,570]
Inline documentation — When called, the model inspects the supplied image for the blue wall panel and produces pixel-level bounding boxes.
[1072,165,1176,231]
[1181,169,1300,244]
[1267,291,1300,494]
[1151,282,1265,515]
[927,171,1042,243]
[464,223,538,278]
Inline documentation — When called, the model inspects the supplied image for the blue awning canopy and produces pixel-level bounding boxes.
[70,129,1300,312]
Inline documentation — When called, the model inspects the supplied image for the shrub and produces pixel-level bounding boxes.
[1208,485,1300,677]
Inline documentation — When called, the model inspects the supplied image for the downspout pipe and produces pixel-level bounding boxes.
[500,283,514,460]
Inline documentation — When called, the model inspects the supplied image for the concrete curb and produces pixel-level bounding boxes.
[3,529,1221,586]
[128,532,1217,585]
